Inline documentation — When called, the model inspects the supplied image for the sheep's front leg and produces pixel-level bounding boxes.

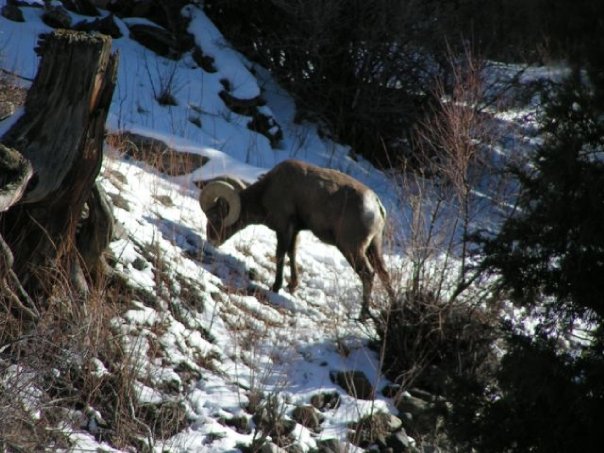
[273,223,299,293]
[272,226,294,293]
[272,236,287,293]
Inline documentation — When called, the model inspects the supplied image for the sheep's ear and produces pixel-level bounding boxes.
[200,181,241,226]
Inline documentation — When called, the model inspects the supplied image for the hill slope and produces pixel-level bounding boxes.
[0,1,542,451]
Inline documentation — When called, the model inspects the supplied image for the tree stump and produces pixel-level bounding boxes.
[0,30,118,312]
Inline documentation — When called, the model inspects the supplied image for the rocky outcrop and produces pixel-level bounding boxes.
[109,131,208,176]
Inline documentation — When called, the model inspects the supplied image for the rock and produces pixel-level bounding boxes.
[398,411,413,425]
[112,131,209,176]
[137,400,189,439]
[108,192,130,212]
[73,14,122,39]
[387,414,403,432]
[408,387,438,402]
[396,394,429,416]
[260,442,287,453]
[248,111,283,148]
[62,0,100,16]
[1,4,24,22]
[220,415,251,434]
[192,45,217,73]
[383,383,406,399]
[106,0,154,18]
[348,412,404,449]
[386,430,414,452]
[291,405,323,432]
[218,86,283,147]
[287,444,304,453]
[422,446,442,453]
[310,391,341,411]
[128,23,179,59]
[219,89,265,116]
[132,257,148,271]
[152,194,174,207]
[91,0,111,7]
[396,393,446,436]
[252,410,296,440]
[316,438,345,453]
[42,5,72,28]
[330,370,374,400]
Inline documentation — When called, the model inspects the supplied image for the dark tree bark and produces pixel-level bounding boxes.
[0,30,118,308]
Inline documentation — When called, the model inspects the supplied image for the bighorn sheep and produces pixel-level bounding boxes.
[200,159,394,318]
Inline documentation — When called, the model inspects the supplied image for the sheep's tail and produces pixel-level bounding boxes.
[377,196,387,222]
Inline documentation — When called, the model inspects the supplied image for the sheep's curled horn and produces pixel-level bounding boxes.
[200,181,241,227]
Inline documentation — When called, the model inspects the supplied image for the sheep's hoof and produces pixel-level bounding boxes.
[287,282,298,293]
[357,308,371,322]
[358,304,379,322]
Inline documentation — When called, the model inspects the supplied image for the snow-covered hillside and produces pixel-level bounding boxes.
[0,2,545,452]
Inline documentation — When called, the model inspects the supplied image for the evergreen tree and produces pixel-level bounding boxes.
[482,79,604,321]
[453,72,604,452]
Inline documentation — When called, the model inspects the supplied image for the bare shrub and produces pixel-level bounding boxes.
[374,48,506,405]
[0,267,119,449]
[376,289,499,395]
[248,393,295,451]
[144,56,182,107]
[0,361,70,451]
[0,255,190,451]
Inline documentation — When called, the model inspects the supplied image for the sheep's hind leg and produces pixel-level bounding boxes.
[287,231,299,293]
[344,251,375,320]
[368,239,395,303]
[272,234,287,293]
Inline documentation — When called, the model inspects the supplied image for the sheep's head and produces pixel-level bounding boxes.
[199,180,242,246]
